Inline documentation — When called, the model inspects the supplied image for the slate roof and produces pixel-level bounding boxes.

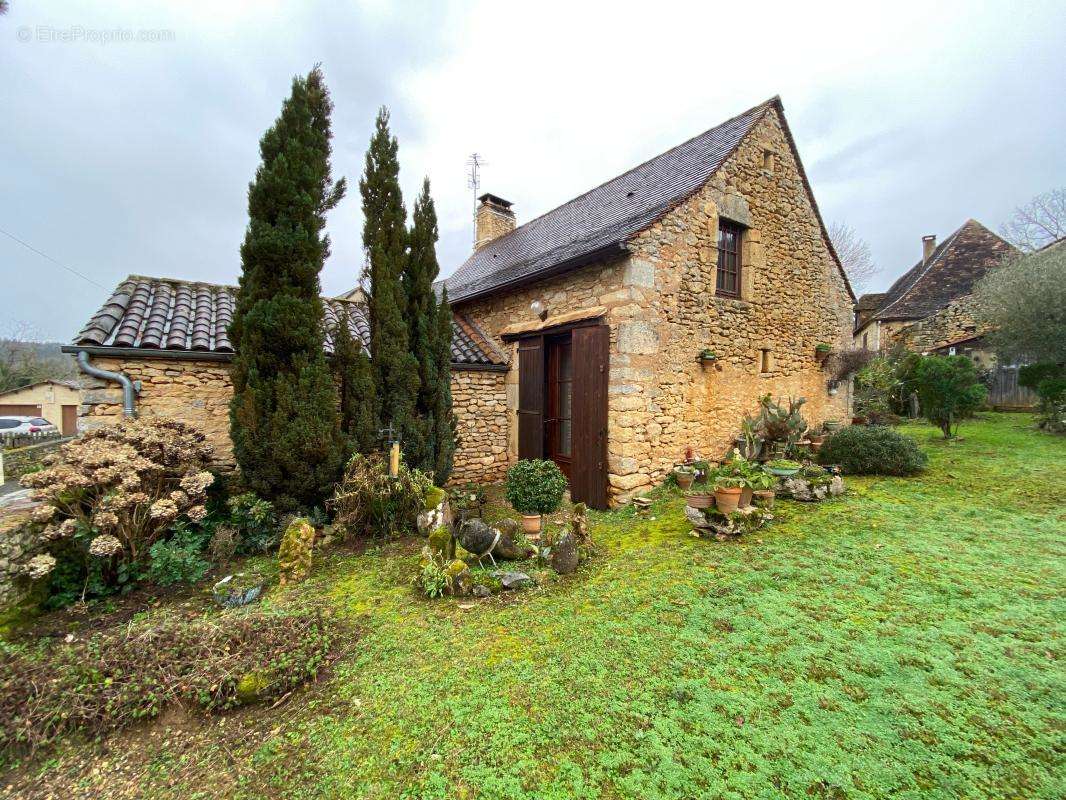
[445,96,853,304]
[67,276,504,368]
[858,220,1017,331]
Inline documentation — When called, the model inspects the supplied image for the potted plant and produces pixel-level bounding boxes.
[713,475,745,514]
[698,348,718,365]
[822,419,841,434]
[673,465,696,490]
[815,343,832,362]
[765,459,802,477]
[685,489,715,509]
[748,469,777,508]
[505,459,568,536]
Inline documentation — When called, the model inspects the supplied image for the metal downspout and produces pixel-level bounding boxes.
[76,351,139,417]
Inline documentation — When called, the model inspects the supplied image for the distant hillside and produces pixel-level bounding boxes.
[0,339,79,393]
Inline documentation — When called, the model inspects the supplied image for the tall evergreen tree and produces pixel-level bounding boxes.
[406,179,456,482]
[359,107,419,462]
[229,67,346,510]
[333,308,379,455]
[432,285,457,485]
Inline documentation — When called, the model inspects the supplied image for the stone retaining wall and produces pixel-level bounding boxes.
[76,357,508,485]
[0,511,37,617]
[1,437,72,481]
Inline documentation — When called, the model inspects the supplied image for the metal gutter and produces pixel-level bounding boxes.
[74,351,140,417]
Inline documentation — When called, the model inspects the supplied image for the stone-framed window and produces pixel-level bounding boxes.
[716,219,743,298]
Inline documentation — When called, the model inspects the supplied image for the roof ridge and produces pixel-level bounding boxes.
[452,97,777,270]
[876,224,967,318]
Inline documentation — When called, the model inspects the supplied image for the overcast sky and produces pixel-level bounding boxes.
[2,0,1064,342]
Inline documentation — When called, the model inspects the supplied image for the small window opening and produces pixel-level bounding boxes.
[762,150,774,172]
[760,348,772,374]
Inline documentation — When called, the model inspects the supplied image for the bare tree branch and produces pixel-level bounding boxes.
[1000,188,1066,252]
[829,221,879,294]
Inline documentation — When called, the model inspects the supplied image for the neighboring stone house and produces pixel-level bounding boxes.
[853,219,1017,355]
[62,278,510,483]
[0,380,81,435]
[444,96,855,508]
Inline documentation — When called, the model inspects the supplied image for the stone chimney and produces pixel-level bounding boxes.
[475,193,515,251]
[922,234,937,264]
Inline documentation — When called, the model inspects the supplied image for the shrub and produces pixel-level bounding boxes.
[207,525,239,566]
[505,459,568,516]
[854,357,900,422]
[1019,362,1064,391]
[328,453,433,538]
[146,527,212,586]
[227,492,279,554]
[19,418,216,604]
[818,426,927,475]
[0,610,334,757]
[1036,376,1066,433]
[913,355,988,438]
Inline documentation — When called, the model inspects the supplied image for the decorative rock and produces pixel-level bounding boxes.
[277,517,315,586]
[427,525,455,561]
[212,574,264,608]
[550,530,579,575]
[472,584,492,598]
[445,560,473,597]
[490,571,532,590]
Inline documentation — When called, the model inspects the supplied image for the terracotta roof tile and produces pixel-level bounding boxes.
[73,276,504,368]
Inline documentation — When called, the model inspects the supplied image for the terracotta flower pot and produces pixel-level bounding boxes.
[714,487,743,514]
[520,514,542,535]
[675,471,695,490]
[753,489,775,508]
[685,493,715,509]
[739,487,753,508]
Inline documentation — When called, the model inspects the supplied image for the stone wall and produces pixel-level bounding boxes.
[894,295,987,353]
[457,106,854,502]
[76,356,507,484]
[0,511,38,617]
[1,437,70,480]
[450,369,509,484]
[80,357,237,469]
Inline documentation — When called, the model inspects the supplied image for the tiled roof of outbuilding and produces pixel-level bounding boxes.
[69,276,505,368]
[445,96,853,304]
[863,220,1017,328]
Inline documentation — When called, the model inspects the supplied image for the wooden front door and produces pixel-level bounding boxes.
[61,405,78,436]
[515,323,610,509]
[545,335,573,480]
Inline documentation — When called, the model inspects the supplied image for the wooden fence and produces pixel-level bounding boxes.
[986,365,1039,410]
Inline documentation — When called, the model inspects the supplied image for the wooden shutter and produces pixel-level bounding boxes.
[571,324,610,509]
[517,336,545,460]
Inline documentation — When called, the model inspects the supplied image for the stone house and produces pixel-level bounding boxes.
[62,279,510,484]
[852,219,1017,360]
[443,96,855,508]
[64,96,855,509]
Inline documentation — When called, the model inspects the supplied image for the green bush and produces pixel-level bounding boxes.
[505,459,568,516]
[328,453,433,538]
[1019,363,1064,391]
[146,527,212,587]
[818,426,927,476]
[227,493,279,555]
[914,355,988,438]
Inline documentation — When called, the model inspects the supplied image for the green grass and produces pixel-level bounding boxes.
[12,414,1066,798]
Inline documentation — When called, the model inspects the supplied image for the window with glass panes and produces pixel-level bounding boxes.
[716,220,743,297]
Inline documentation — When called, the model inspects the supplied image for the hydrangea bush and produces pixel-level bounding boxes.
[19,417,216,597]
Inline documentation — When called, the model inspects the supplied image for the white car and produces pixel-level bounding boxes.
[0,416,59,436]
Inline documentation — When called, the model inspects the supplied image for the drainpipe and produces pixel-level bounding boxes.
[76,351,139,417]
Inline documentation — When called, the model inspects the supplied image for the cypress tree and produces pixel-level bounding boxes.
[432,285,457,485]
[229,67,346,511]
[359,107,419,463]
[333,308,379,455]
[404,179,443,473]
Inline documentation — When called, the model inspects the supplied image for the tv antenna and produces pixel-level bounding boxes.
[466,152,485,248]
